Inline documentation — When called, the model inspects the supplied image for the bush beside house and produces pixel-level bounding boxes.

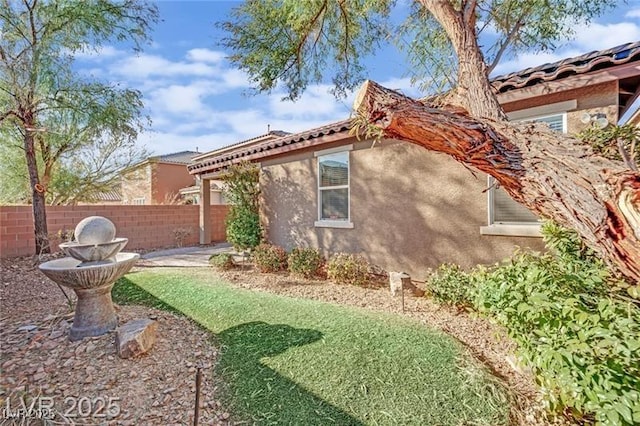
[426,222,640,425]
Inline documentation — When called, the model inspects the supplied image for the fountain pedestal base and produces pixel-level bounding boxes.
[69,284,118,341]
[39,252,139,341]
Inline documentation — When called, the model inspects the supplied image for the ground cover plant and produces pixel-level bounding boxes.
[326,253,370,286]
[114,269,510,425]
[209,253,236,271]
[287,247,324,278]
[426,222,640,425]
[252,243,288,272]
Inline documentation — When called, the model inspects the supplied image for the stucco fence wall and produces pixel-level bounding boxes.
[0,205,229,258]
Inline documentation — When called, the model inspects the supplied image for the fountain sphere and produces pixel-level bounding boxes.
[74,216,116,245]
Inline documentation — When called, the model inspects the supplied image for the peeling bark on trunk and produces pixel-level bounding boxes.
[355,80,640,283]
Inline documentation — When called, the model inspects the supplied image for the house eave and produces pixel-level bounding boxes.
[188,119,353,176]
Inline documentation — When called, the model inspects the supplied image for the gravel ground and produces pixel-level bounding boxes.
[1,256,558,425]
[0,257,227,425]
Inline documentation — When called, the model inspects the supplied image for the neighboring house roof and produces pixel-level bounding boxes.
[188,120,351,175]
[179,183,223,195]
[190,43,640,176]
[94,190,122,202]
[192,130,290,162]
[151,150,200,165]
[124,150,200,173]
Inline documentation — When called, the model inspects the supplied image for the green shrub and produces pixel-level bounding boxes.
[209,253,235,271]
[473,251,639,425]
[425,222,640,424]
[221,162,263,251]
[327,253,369,286]
[288,247,324,278]
[426,264,475,307]
[252,243,288,273]
[225,206,262,251]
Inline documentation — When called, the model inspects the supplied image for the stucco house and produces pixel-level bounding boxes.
[189,42,640,278]
[121,150,200,205]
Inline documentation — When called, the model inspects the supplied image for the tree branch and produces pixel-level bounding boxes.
[463,0,477,25]
[486,12,527,74]
[0,110,23,124]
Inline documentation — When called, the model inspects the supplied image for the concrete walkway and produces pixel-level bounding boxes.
[139,243,233,267]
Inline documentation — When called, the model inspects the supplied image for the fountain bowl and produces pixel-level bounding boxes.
[39,252,140,290]
[59,238,128,264]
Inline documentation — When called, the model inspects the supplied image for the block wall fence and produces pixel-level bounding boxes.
[0,205,229,258]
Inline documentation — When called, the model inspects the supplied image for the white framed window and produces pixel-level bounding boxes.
[314,147,353,228]
[481,112,566,237]
[132,197,145,205]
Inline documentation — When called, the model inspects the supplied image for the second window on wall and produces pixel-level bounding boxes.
[488,112,566,225]
[318,151,349,222]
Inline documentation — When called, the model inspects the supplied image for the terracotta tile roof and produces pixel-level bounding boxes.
[188,119,352,174]
[491,41,640,93]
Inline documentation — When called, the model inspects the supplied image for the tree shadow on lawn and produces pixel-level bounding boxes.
[217,321,363,425]
[112,279,362,425]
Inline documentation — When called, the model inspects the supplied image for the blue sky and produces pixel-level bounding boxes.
[74,1,640,156]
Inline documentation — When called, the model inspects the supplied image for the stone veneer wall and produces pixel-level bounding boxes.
[0,205,229,258]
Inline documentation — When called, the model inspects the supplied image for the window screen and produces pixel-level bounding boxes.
[318,152,349,221]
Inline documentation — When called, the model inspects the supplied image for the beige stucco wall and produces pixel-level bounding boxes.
[502,81,619,132]
[261,139,544,279]
[121,163,152,204]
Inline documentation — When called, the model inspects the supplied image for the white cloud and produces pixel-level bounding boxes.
[110,53,217,78]
[268,84,351,120]
[572,22,640,51]
[186,48,226,64]
[378,77,423,98]
[220,68,251,89]
[73,45,124,61]
[625,8,640,18]
[150,82,215,115]
[138,130,235,155]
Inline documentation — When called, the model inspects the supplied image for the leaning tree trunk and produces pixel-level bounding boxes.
[354,80,640,284]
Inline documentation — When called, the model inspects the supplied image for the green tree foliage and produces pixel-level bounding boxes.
[579,123,640,171]
[0,0,157,251]
[221,162,263,251]
[219,0,616,99]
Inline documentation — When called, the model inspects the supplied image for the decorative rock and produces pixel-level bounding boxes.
[74,216,116,245]
[116,319,158,359]
[389,272,411,296]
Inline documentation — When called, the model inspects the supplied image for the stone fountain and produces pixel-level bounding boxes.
[39,216,139,341]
